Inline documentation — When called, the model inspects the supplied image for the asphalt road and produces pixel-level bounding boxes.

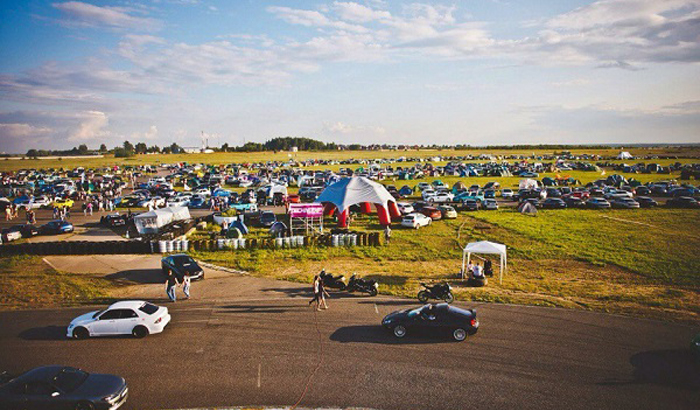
[0,257,698,410]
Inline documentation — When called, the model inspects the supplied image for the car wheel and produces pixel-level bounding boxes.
[417,290,429,303]
[73,327,89,340]
[444,292,455,304]
[393,325,407,338]
[75,401,95,410]
[453,328,467,341]
[369,288,378,297]
[132,326,149,338]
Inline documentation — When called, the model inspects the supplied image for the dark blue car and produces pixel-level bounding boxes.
[39,220,74,235]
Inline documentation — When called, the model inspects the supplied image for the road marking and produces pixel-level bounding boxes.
[257,362,261,388]
[374,303,379,314]
[42,258,59,271]
[177,319,221,323]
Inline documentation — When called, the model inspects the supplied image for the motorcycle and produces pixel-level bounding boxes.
[417,282,454,303]
[346,274,379,296]
[319,270,346,290]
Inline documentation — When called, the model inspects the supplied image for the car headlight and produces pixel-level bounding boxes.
[694,341,700,346]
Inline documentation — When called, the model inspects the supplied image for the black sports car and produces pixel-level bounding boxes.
[382,303,479,341]
[161,254,204,280]
[101,214,127,227]
[0,366,128,410]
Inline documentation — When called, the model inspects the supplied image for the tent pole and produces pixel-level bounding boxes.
[461,250,466,279]
[500,256,503,285]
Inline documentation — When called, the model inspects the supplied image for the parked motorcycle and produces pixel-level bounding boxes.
[319,270,346,290]
[417,282,454,303]
[346,274,379,296]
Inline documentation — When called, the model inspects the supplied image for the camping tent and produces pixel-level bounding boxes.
[134,206,191,235]
[617,151,633,160]
[519,179,539,190]
[462,241,507,284]
[316,176,400,227]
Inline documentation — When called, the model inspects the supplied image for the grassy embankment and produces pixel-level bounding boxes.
[191,207,700,323]
[1,146,699,172]
[0,255,117,310]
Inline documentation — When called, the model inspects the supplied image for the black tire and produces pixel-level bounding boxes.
[417,290,429,303]
[369,287,378,297]
[132,326,149,338]
[444,292,455,304]
[75,401,95,410]
[393,325,407,338]
[73,327,89,340]
[453,328,467,342]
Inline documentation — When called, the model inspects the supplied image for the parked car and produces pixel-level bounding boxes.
[166,197,190,207]
[419,206,442,220]
[691,332,700,362]
[635,186,651,196]
[101,214,127,227]
[501,189,514,199]
[0,366,128,410]
[382,303,479,341]
[401,213,432,229]
[396,202,415,215]
[540,198,567,209]
[563,196,586,208]
[39,220,74,235]
[635,196,658,208]
[286,194,301,203]
[437,205,457,219]
[612,197,640,209]
[586,198,611,209]
[462,199,480,211]
[666,196,700,208]
[428,192,453,203]
[259,211,277,227]
[17,224,39,238]
[51,198,74,209]
[67,300,170,339]
[483,189,496,199]
[482,198,498,210]
[188,195,207,209]
[1,227,23,243]
[161,254,204,280]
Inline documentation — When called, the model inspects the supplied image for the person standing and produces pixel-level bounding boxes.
[182,272,191,300]
[165,269,179,302]
[384,225,392,245]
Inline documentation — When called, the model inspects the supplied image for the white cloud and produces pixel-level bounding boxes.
[323,121,386,135]
[0,123,53,138]
[52,1,163,31]
[332,2,391,23]
[69,110,109,141]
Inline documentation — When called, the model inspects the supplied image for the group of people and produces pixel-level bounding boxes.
[4,204,19,221]
[164,269,192,302]
[465,259,493,279]
[52,205,70,220]
[309,271,331,311]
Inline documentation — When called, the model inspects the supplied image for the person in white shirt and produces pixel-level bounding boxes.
[182,272,191,300]
[473,262,484,278]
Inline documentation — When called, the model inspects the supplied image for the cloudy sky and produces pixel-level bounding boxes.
[0,0,699,153]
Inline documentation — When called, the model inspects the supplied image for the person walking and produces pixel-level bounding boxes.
[384,225,392,245]
[165,269,179,302]
[308,275,321,311]
[318,275,330,310]
[182,272,191,300]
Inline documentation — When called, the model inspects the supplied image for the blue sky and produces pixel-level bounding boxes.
[0,0,699,153]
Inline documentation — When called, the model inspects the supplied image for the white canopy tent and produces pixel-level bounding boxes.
[462,241,507,284]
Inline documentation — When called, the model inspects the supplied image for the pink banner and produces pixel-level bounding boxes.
[289,203,324,218]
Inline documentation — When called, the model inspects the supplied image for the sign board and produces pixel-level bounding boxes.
[288,203,324,218]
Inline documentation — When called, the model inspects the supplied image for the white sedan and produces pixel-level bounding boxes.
[401,212,432,229]
[397,202,415,215]
[67,300,171,339]
[429,192,454,203]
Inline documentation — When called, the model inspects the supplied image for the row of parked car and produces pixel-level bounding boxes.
[1,220,74,244]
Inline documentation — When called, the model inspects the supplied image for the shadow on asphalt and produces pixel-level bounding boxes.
[106,269,163,284]
[261,287,374,299]
[218,304,301,314]
[330,325,455,345]
[19,326,67,341]
[599,349,700,390]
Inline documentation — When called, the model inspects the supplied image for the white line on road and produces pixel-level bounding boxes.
[374,303,379,314]
[257,362,261,388]
[177,319,221,324]
[42,258,58,271]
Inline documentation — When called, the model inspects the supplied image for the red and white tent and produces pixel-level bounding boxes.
[315,176,400,227]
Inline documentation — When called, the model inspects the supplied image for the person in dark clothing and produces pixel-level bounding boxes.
[484,259,493,277]
[165,270,179,302]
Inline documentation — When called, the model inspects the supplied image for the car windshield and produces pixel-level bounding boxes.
[52,368,88,393]
[139,302,159,315]
[172,255,194,267]
[407,304,430,317]
[92,309,104,319]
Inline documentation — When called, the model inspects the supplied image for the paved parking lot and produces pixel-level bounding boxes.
[0,256,698,410]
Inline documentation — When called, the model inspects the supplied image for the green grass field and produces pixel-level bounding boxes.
[190,206,700,323]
